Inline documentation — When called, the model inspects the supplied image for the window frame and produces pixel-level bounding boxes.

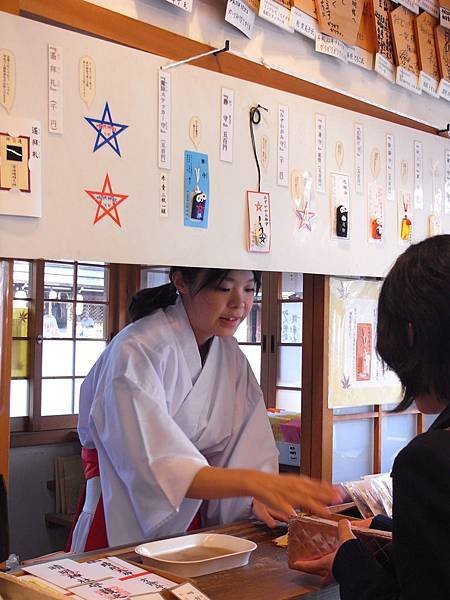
[9,258,118,444]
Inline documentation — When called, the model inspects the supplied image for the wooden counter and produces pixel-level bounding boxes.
[30,520,339,600]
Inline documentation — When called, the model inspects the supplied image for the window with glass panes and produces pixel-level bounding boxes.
[10,260,110,429]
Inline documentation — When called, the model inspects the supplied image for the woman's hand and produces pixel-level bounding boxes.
[293,519,356,586]
[252,499,293,527]
[247,471,342,521]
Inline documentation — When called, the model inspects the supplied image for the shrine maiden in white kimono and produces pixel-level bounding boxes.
[75,298,278,548]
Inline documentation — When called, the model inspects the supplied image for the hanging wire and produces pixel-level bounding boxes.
[249,104,268,192]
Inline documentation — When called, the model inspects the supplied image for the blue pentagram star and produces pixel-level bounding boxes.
[85,102,128,156]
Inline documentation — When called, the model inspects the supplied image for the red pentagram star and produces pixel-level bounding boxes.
[85,173,128,227]
[255,201,263,211]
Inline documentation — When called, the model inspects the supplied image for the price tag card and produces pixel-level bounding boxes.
[290,7,318,39]
[375,53,396,82]
[247,191,271,252]
[419,0,439,17]
[164,0,193,12]
[259,0,294,32]
[225,0,256,38]
[347,45,374,69]
[158,70,171,170]
[315,33,348,62]
[171,582,212,600]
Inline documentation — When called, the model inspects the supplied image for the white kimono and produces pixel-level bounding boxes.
[77,299,278,547]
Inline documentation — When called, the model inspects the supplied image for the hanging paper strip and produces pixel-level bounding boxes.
[444,149,450,214]
[354,123,364,195]
[386,133,395,202]
[158,70,171,169]
[48,44,63,133]
[220,87,234,163]
[277,104,289,187]
[413,140,423,210]
[315,114,326,194]
[79,56,96,107]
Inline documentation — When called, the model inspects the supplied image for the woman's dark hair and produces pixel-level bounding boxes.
[376,234,450,411]
[129,267,261,323]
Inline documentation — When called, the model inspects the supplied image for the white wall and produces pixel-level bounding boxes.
[1,12,449,277]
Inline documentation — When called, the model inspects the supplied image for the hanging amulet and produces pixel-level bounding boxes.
[401,216,412,241]
[191,190,206,221]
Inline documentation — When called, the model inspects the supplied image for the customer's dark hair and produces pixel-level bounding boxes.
[129,267,261,322]
[376,234,450,411]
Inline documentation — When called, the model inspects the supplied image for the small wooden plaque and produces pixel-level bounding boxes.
[414,11,440,79]
[372,0,395,63]
[434,24,450,80]
[389,5,420,75]
[357,0,377,52]
[314,0,364,46]
[293,0,317,19]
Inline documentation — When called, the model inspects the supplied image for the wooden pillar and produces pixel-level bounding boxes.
[109,264,141,337]
[301,274,333,482]
[0,260,13,482]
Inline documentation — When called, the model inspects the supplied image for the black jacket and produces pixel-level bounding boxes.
[333,404,450,600]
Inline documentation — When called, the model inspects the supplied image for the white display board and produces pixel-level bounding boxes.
[0,12,449,277]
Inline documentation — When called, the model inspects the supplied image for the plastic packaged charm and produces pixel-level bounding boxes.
[330,172,350,239]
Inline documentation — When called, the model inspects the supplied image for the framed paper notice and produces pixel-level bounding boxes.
[328,277,401,408]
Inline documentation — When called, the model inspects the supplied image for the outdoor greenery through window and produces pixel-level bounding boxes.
[10,260,110,424]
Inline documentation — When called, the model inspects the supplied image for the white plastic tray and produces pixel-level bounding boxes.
[135,532,257,577]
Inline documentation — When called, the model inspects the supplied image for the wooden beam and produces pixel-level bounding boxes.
[0,0,19,14]
[17,0,438,136]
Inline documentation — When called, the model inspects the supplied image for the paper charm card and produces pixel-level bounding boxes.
[184,150,210,228]
[0,117,42,217]
[247,190,271,252]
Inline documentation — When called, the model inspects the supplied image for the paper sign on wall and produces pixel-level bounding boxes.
[315,114,326,194]
[160,171,168,218]
[445,149,450,214]
[354,123,364,194]
[386,133,395,202]
[247,190,271,252]
[220,87,234,162]
[413,140,423,209]
[277,104,289,186]
[184,150,209,228]
[158,70,171,169]
[48,44,63,133]
[225,0,256,38]
[79,56,96,107]
[0,117,42,217]
[0,49,15,113]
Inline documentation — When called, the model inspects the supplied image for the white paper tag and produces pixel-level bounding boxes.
[386,133,395,202]
[444,149,450,214]
[220,87,234,163]
[79,56,95,108]
[413,140,423,210]
[398,0,419,13]
[0,49,15,113]
[48,44,63,133]
[158,70,171,170]
[225,0,256,38]
[259,0,294,32]
[440,6,450,29]
[419,71,439,97]
[247,191,271,252]
[438,78,450,101]
[374,53,396,83]
[164,0,192,12]
[315,33,348,62]
[418,0,439,17]
[347,46,374,70]
[171,582,212,600]
[290,7,318,40]
[160,171,168,217]
[354,123,364,194]
[277,104,289,187]
[315,114,326,194]
[396,66,422,94]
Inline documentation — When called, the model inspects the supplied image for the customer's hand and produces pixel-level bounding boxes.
[293,519,356,586]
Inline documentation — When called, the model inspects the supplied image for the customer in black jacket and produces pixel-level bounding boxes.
[296,234,450,600]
